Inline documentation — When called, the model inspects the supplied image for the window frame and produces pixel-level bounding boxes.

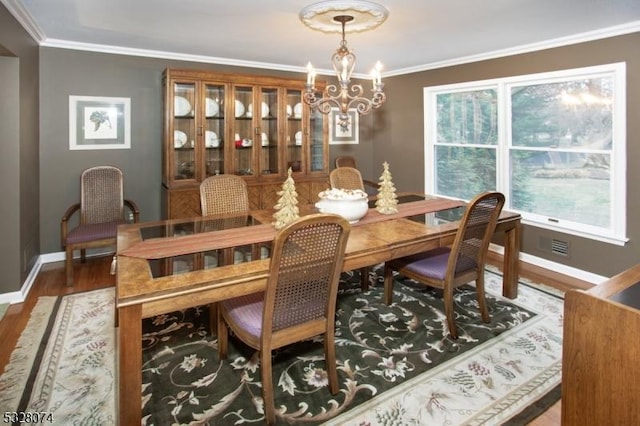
[424,62,627,245]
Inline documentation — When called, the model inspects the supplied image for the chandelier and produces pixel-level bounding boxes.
[299,1,388,129]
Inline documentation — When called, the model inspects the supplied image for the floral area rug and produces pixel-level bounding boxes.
[141,268,563,425]
[0,288,116,424]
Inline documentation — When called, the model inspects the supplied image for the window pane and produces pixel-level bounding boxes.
[511,77,613,149]
[510,150,610,227]
[436,89,498,145]
[435,146,496,199]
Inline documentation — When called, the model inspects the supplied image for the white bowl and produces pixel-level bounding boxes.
[315,188,369,223]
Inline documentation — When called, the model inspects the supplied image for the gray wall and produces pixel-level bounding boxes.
[373,32,640,277]
[0,4,40,294]
[39,49,372,254]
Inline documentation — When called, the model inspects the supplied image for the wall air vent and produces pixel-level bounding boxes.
[538,236,570,257]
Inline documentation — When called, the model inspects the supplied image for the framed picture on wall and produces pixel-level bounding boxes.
[69,95,131,150]
[329,107,359,144]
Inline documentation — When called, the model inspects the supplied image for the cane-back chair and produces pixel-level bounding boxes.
[329,166,366,191]
[61,166,139,286]
[218,214,350,425]
[383,191,505,339]
[328,167,372,291]
[200,174,250,215]
[334,155,357,168]
[199,174,260,265]
[334,156,378,194]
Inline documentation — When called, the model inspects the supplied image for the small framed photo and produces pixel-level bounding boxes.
[329,107,359,144]
[69,95,131,150]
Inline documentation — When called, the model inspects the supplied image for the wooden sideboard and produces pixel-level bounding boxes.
[561,263,640,425]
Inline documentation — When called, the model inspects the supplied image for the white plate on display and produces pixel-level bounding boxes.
[261,132,269,146]
[261,101,269,118]
[235,100,245,118]
[247,101,270,118]
[174,130,187,148]
[295,130,303,145]
[294,102,303,118]
[286,105,293,117]
[174,96,192,116]
[205,131,220,147]
[205,98,219,117]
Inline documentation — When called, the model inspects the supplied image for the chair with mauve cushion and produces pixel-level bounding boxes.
[328,166,372,291]
[383,191,505,339]
[199,174,254,265]
[217,213,350,425]
[61,166,139,286]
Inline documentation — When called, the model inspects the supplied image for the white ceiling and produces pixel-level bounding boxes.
[4,0,640,77]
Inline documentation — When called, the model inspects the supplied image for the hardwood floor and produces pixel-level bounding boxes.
[0,253,585,424]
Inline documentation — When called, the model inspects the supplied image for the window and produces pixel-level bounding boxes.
[424,63,626,245]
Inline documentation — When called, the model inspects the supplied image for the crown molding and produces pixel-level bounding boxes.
[0,0,46,42]
[39,38,308,74]
[384,21,640,77]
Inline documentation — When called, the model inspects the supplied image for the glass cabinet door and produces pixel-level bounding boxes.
[259,88,279,177]
[233,86,255,176]
[204,83,225,176]
[173,82,196,181]
[309,107,326,172]
[285,89,303,174]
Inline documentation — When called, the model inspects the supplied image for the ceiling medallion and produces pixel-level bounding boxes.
[299,0,389,33]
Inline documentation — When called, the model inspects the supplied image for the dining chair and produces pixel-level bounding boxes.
[334,156,378,194]
[199,174,258,265]
[329,166,366,191]
[217,213,350,425]
[328,166,372,291]
[200,174,250,215]
[383,191,505,339]
[334,155,357,168]
[61,166,139,286]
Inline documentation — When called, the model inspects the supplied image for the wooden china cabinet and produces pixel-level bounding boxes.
[162,68,329,219]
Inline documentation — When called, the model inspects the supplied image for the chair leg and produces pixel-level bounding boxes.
[325,330,339,394]
[443,285,458,339]
[209,302,218,338]
[217,307,228,359]
[260,349,276,425]
[383,264,394,304]
[476,275,490,323]
[80,248,86,263]
[360,267,370,292]
[65,246,74,286]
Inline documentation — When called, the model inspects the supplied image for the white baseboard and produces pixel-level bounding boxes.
[0,246,610,304]
[0,255,44,305]
[488,244,608,285]
[0,249,115,305]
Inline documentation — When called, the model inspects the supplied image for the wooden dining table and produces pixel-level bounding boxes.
[115,194,521,424]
